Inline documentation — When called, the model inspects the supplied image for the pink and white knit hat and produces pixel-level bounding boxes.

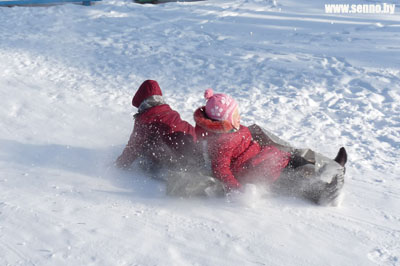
[204,88,238,123]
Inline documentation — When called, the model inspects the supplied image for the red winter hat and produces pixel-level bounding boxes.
[132,80,163,107]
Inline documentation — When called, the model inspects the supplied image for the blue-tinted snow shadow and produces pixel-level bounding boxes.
[0,138,166,199]
[0,138,116,176]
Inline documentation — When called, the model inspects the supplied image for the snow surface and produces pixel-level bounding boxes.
[0,0,399,265]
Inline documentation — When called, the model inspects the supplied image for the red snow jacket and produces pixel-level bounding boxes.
[116,80,197,170]
[194,107,290,190]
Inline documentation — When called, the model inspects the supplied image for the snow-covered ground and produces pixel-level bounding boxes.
[0,0,399,265]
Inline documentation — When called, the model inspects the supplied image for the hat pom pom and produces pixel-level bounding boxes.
[204,88,213,100]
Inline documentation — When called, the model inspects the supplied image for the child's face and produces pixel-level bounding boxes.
[232,107,240,129]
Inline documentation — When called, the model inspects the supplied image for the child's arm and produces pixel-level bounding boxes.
[115,126,143,169]
[210,144,241,191]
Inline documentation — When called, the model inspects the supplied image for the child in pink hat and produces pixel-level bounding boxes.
[194,88,347,205]
[194,89,291,191]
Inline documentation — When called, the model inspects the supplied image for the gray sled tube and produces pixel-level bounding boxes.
[166,124,345,205]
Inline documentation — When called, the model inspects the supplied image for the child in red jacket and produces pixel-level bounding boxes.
[194,89,292,191]
[116,80,198,176]
[194,89,347,204]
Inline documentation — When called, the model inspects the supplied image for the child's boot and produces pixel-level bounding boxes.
[334,147,347,167]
